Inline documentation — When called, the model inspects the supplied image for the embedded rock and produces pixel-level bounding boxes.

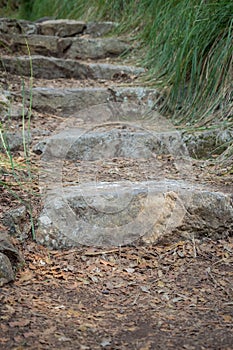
[0,131,30,152]
[5,34,129,59]
[64,37,130,59]
[29,87,159,116]
[0,235,24,286]
[34,127,187,161]
[3,206,31,240]
[36,180,233,248]
[38,19,86,37]
[6,34,72,56]
[0,18,37,35]
[0,56,144,80]
[0,253,14,286]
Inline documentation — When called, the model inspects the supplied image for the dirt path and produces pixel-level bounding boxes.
[1,239,233,349]
[0,18,232,349]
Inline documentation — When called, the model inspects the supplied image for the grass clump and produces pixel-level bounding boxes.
[14,0,232,128]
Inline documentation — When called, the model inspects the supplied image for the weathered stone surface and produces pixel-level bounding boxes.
[0,56,144,80]
[30,87,110,115]
[0,131,31,152]
[36,180,233,248]
[5,34,72,56]
[3,206,31,240]
[0,18,37,35]
[0,235,23,265]
[108,87,160,107]
[183,129,233,159]
[3,102,28,120]
[66,128,187,161]
[34,127,187,160]
[66,37,129,59]
[38,19,86,37]
[2,33,129,59]
[85,21,118,37]
[0,18,118,38]
[0,253,14,286]
[0,235,24,285]
[29,87,159,116]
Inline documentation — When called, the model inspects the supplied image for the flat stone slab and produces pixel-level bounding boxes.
[29,87,159,116]
[37,180,233,248]
[33,126,188,160]
[0,18,38,35]
[37,19,86,37]
[0,56,144,80]
[0,17,117,37]
[0,131,31,152]
[38,19,117,37]
[5,34,130,59]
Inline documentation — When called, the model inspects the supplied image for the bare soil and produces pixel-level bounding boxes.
[0,238,233,349]
[1,65,233,350]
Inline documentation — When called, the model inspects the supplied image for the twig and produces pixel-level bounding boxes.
[192,236,197,258]
[84,249,121,256]
[206,267,232,297]
[132,293,140,305]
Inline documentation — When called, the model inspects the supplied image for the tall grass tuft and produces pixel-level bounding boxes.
[15,0,232,127]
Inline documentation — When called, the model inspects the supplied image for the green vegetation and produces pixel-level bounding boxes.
[0,0,232,127]
[13,0,233,128]
[0,41,36,238]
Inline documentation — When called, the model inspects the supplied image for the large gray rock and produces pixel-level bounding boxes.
[5,34,72,56]
[65,37,129,59]
[34,126,188,160]
[29,87,159,116]
[0,55,144,80]
[38,19,117,37]
[38,19,86,37]
[30,87,110,116]
[0,131,31,152]
[0,253,14,286]
[3,206,31,240]
[4,34,129,59]
[66,128,186,160]
[0,18,117,38]
[0,235,24,286]
[0,18,37,35]
[36,180,233,248]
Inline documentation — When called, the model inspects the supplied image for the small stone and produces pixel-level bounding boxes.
[3,206,31,239]
[0,253,14,286]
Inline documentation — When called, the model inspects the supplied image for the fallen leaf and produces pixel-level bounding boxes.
[9,319,30,327]
[18,270,34,283]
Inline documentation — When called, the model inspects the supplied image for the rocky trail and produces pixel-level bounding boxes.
[0,18,232,349]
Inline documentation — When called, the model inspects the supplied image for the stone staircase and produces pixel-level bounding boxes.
[0,18,232,248]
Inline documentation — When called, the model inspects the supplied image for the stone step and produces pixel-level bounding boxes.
[4,34,130,59]
[28,86,159,116]
[38,19,118,37]
[36,179,233,248]
[33,124,188,160]
[0,56,144,80]
[0,17,117,37]
[4,121,230,163]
